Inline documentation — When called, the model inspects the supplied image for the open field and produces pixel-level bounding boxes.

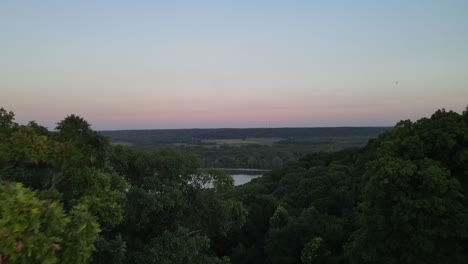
[101,127,390,148]
[201,139,263,145]
[200,137,282,146]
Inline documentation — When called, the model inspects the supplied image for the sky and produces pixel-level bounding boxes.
[1,0,467,130]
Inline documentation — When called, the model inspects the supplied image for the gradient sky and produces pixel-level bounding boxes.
[1,0,467,130]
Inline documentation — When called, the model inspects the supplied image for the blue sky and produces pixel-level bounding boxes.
[1,0,467,129]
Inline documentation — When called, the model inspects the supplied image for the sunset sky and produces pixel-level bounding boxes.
[1,0,467,130]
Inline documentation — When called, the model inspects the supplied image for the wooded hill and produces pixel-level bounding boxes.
[1,107,467,264]
[101,127,390,146]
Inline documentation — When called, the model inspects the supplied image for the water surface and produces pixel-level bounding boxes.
[232,174,262,186]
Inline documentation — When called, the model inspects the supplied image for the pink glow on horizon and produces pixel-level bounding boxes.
[1,1,467,130]
[8,100,464,130]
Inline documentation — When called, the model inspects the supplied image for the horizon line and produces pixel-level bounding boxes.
[98,125,393,132]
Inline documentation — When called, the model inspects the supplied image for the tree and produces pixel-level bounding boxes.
[127,229,230,264]
[0,182,99,264]
[55,114,110,168]
[247,156,258,168]
[272,156,283,169]
[113,147,246,263]
[0,109,128,263]
[349,152,468,263]
[0,108,17,136]
[269,205,289,229]
[301,237,331,264]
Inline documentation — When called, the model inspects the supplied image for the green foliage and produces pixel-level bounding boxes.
[79,169,128,227]
[55,114,110,168]
[220,109,468,264]
[203,169,235,192]
[0,108,17,136]
[61,205,101,263]
[103,127,387,170]
[178,143,349,169]
[269,205,289,228]
[301,237,331,264]
[2,106,467,264]
[118,146,247,262]
[127,229,230,264]
[0,108,127,263]
[348,109,468,264]
[0,182,99,263]
[11,126,49,164]
[92,235,127,264]
[349,157,468,263]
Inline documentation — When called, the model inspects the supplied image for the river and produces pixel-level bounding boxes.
[231,174,262,186]
[201,168,269,186]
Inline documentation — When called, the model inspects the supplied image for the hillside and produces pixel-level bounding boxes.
[101,127,390,147]
[1,108,467,264]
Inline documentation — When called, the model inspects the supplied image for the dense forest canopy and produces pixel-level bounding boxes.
[1,107,467,263]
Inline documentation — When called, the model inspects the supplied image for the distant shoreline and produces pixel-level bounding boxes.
[202,168,270,172]
[100,126,392,132]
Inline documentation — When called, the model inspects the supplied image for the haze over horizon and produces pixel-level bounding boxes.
[1,0,467,130]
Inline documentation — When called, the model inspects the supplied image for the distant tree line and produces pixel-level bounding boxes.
[177,139,369,169]
[177,144,293,169]
[101,127,389,147]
